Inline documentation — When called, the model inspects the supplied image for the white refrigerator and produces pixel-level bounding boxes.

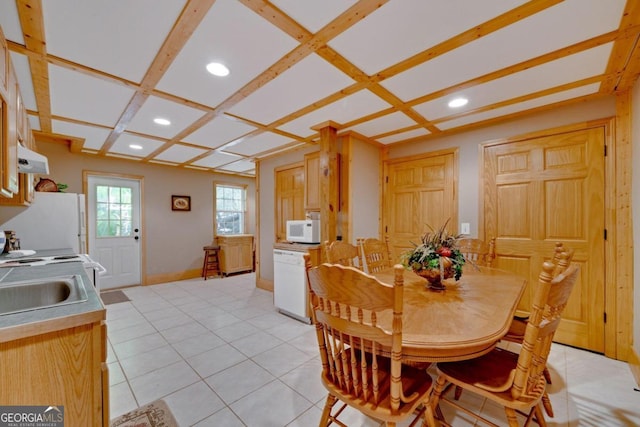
[0,192,87,253]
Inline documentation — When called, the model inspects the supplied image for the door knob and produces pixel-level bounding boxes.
[134,236,139,240]
[134,228,139,232]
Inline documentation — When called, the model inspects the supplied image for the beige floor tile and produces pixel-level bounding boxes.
[163,381,225,426]
[128,360,200,405]
[186,343,247,377]
[205,359,276,404]
[229,380,313,426]
[192,407,245,426]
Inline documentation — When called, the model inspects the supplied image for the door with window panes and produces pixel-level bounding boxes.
[88,175,141,289]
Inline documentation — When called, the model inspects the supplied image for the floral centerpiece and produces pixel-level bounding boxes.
[401,220,465,289]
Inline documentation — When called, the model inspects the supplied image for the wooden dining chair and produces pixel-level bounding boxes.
[323,240,363,270]
[304,254,437,427]
[457,237,495,267]
[431,259,580,427]
[454,244,575,415]
[358,236,393,273]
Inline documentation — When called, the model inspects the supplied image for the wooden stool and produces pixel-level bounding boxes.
[202,245,221,279]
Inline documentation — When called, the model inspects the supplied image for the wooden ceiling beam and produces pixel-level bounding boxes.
[374,0,563,81]
[600,0,640,93]
[16,0,52,133]
[406,29,626,109]
[100,0,216,154]
[149,0,386,162]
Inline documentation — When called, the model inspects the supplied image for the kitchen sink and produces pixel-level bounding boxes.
[0,275,88,316]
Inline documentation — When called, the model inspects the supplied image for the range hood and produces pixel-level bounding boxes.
[18,144,49,174]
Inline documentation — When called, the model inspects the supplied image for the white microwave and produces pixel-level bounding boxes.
[286,220,320,243]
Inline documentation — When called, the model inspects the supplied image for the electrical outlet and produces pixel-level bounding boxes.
[461,223,470,235]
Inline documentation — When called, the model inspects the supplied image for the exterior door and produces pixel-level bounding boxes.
[483,126,605,352]
[275,164,304,241]
[87,175,142,289]
[384,150,458,261]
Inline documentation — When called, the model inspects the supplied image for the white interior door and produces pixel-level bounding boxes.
[88,175,141,290]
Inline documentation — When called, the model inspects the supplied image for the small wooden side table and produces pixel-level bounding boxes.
[202,245,221,279]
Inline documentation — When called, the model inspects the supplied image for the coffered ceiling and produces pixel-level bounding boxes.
[0,0,638,177]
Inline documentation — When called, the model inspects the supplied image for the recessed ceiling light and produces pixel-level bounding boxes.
[153,118,171,126]
[206,62,230,77]
[129,144,143,150]
[448,97,468,108]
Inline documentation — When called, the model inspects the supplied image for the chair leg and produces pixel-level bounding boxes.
[319,394,337,426]
[541,391,554,418]
[534,404,548,427]
[422,401,438,427]
[504,407,519,427]
[543,367,552,384]
[430,376,448,423]
[453,385,463,400]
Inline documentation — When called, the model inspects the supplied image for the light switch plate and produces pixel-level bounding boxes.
[461,223,470,235]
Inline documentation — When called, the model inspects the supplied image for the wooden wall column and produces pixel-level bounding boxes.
[313,121,340,243]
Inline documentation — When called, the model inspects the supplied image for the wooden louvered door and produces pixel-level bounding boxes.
[384,150,458,262]
[483,126,606,352]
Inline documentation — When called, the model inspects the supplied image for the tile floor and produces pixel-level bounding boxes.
[106,273,640,426]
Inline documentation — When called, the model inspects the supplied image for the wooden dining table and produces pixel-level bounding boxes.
[373,264,527,363]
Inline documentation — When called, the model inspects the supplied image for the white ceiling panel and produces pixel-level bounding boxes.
[381,0,625,102]
[157,0,298,108]
[127,96,206,139]
[109,133,164,158]
[218,159,255,174]
[224,132,294,156]
[344,111,417,137]
[278,89,391,137]
[0,1,23,43]
[413,43,612,121]
[9,52,36,110]
[42,0,186,83]
[376,128,430,145]
[227,53,354,125]
[182,115,257,149]
[270,0,358,33]
[52,120,111,151]
[192,151,241,168]
[49,65,136,127]
[153,144,208,163]
[28,115,41,132]
[438,83,601,130]
[329,0,527,75]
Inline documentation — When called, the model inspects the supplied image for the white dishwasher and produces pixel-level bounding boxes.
[273,249,310,323]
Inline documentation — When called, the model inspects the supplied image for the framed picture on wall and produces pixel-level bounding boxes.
[171,195,191,211]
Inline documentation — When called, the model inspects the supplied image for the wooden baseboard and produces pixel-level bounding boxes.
[629,346,640,388]
[144,269,201,285]
[257,277,273,292]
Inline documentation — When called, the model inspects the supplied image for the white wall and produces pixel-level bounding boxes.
[348,137,381,242]
[632,79,640,358]
[388,97,616,237]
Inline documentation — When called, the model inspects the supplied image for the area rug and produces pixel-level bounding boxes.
[110,399,179,427]
[100,290,131,305]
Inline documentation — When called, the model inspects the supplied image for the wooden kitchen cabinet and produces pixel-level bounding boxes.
[304,151,320,211]
[216,234,254,275]
[0,67,18,197]
[0,26,7,93]
[0,320,109,426]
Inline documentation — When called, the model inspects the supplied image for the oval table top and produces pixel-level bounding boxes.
[373,265,527,363]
